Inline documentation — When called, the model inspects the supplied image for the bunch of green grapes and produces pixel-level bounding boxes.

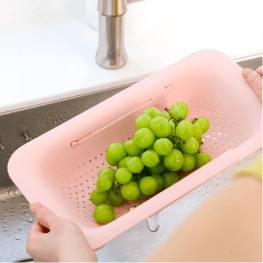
[91,101,212,224]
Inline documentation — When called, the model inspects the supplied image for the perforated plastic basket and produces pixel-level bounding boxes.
[8,50,262,250]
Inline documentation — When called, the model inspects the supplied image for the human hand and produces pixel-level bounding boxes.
[26,202,97,262]
[242,66,262,103]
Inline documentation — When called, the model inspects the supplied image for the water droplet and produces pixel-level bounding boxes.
[146,214,160,232]
[27,217,33,223]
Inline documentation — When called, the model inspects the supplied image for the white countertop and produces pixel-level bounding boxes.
[0,0,262,114]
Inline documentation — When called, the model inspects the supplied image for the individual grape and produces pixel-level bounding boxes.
[162,172,179,189]
[135,114,152,130]
[105,151,119,166]
[139,176,158,195]
[144,107,162,119]
[98,168,115,183]
[118,156,133,168]
[138,192,148,199]
[169,120,176,136]
[134,128,155,149]
[141,150,159,168]
[163,149,184,171]
[107,143,127,163]
[147,163,165,175]
[97,176,112,191]
[180,154,196,172]
[195,152,212,168]
[193,123,203,141]
[180,137,199,154]
[127,156,144,173]
[170,101,188,120]
[121,181,141,200]
[154,138,173,156]
[161,112,171,120]
[115,167,132,184]
[151,174,164,191]
[107,188,124,206]
[194,117,210,133]
[175,121,194,140]
[150,116,171,138]
[123,140,144,156]
[90,189,108,205]
[94,204,115,224]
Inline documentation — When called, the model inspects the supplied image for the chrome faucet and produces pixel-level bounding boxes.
[96,0,143,70]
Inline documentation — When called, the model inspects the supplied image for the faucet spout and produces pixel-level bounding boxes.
[96,0,128,70]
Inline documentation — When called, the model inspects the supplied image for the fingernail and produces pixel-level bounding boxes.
[242,68,253,78]
[30,202,42,214]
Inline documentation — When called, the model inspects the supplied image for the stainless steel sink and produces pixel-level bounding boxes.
[0,56,261,262]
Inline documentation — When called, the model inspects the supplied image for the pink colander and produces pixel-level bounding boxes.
[8,50,262,250]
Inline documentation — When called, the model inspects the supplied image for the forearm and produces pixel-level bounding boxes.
[146,175,262,262]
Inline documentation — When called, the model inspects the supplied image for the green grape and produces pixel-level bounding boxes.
[107,188,124,206]
[154,138,173,156]
[139,176,158,195]
[94,204,115,224]
[90,189,108,205]
[105,151,119,166]
[150,116,172,138]
[194,117,210,133]
[161,112,171,120]
[97,176,112,191]
[175,121,195,140]
[134,128,155,149]
[123,140,144,156]
[169,120,176,136]
[195,152,212,168]
[180,154,196,172]
[193,123,203,141]
[107,143,127,163]
[147,163,165,174]
[141,150,159,168]
[170,101,188,120]
[135,114,152,130]
[138,192,148,199]
[162,172,179,189]
[98,168,115,183]
[115,167,132,184]
[121,181,141,200]
[163,149,184,171]
[151,174,164,191]
[144,107,162,119]
[180,137,199,154]
[127,156,144,173]
[118,156,133,168]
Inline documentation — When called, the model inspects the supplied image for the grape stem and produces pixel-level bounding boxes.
[191,118,198,124]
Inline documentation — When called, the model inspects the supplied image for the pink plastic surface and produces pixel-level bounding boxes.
[8,50,262,250]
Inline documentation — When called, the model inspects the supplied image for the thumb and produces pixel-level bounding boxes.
[242,68,262,102]
[30,202,58,230]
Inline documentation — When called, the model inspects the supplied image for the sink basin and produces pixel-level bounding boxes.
[0,56,261,262]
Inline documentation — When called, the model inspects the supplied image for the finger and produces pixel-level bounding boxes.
[242,68,262,102]
[30,202,58,230]
[28,222,43,238]
[256,66,262,76]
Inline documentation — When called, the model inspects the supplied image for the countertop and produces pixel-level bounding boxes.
[0,0,262,114]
